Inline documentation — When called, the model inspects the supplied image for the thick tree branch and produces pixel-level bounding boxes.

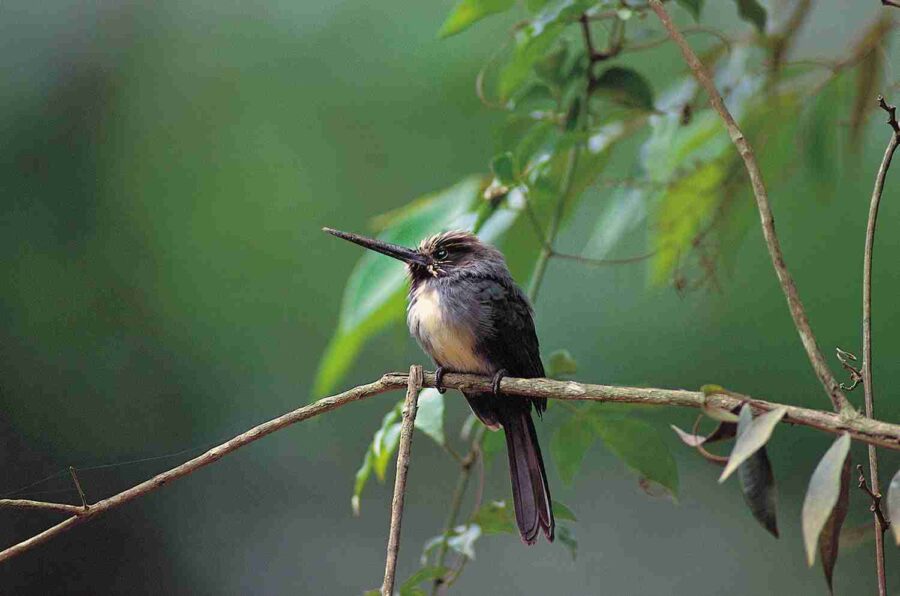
[5,371,900,566]
[381,365,423,595]
[648,0,852,413]
[861,95,899,596]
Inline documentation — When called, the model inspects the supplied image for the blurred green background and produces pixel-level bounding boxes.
[1,0,899,594]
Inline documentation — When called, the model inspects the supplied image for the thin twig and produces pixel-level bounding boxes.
[551,250,656,267]
[0,375,401,564]
[7,371,900,565]
[860,95,899,596]
[0,500,89,515]
[68,467,88,511]
[857,464,891,533]
[431,427,482,595]
[381,365,423,596]
[648,0,852,413]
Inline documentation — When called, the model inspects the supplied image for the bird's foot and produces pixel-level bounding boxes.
[491,369,507,398]
[434,366,447,394]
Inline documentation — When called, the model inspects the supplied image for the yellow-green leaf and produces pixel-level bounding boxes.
[438,0,515,38]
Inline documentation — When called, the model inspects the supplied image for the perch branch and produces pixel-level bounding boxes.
[861,95,900,596]
[648,0,852,413]
[381,365,423,596]
[7,371,900,565]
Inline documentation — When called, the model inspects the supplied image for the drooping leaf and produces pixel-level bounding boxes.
[592,67,655,111]
[732,0,766,33]
[592,415,679,498]
[546,349,578,378]
[552,500,577,521]
[438,0,515,38]
[889,468,900,545]
[651,160,728,285]
[675,0,704,20]
[818,456,851,592]
[473,500,517,535]
[738,445,778,537]
[551,414,594,485]
[557,525,578,560]
[352,406,401,515]
[399,566,451,596]
[414,389,445,446]
[801,74,847,196]
[316,176,522,396]
[801,434,852,567]
[719,405,786,482]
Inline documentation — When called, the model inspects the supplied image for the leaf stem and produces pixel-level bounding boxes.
[860,95,899,596]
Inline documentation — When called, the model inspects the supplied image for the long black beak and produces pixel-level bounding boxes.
[323,227,427,265]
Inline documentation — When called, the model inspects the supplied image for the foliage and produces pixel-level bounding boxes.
[317,0,894,590]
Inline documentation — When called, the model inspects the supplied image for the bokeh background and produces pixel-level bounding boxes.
[1,0,899,594]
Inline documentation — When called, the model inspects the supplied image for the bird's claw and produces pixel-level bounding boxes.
[491,369,507,398]
[434,367,447,394]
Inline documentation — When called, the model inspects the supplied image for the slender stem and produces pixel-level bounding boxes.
[381,365,424,595]
[431,426,482,595]
[528,147,580,302]
[861,96,899,596]
[648,0,851,413]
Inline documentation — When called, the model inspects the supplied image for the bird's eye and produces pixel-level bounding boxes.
[434,248,448,260]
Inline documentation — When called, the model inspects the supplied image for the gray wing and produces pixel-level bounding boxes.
[472,276,546,413]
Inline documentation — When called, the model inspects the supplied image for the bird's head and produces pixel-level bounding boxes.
[323,227,505,281]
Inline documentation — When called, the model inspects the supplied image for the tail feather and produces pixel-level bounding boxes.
[501,408,554,544]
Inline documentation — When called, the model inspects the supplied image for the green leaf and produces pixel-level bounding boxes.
[414,389,445,446]
[498,0,589,100]
[399,566,450,596]
[351,450,373,516]
[352,406,401,515]
[373,409,403,482]
[592,415,679,498]
[438,0,515,38]
[491,152,518,185]
[650,161,727,285]
[738,444,778,537]
[592,67,655,111]
[546,349,578,378]
[581,185,646,260]
[552,500,577,521]
[473,500,517,535]
[801,434,852,567]
[719,405,786,482]
[551,414,594,485]
[557,525,578,560]
[732,0,766,33]
[315,176,521,396]
[675,0,703,20]
[889,469,900,545]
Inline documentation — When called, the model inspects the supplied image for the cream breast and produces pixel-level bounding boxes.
[408,285,491,374]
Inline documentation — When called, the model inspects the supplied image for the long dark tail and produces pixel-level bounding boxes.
[500,407,554,544]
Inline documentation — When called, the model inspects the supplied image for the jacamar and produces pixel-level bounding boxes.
[324,227,554,544]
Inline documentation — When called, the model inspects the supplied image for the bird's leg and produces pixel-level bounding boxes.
[491,369,507,398]
[434,366,447,394]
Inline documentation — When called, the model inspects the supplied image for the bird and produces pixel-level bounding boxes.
[324,226,554,544]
